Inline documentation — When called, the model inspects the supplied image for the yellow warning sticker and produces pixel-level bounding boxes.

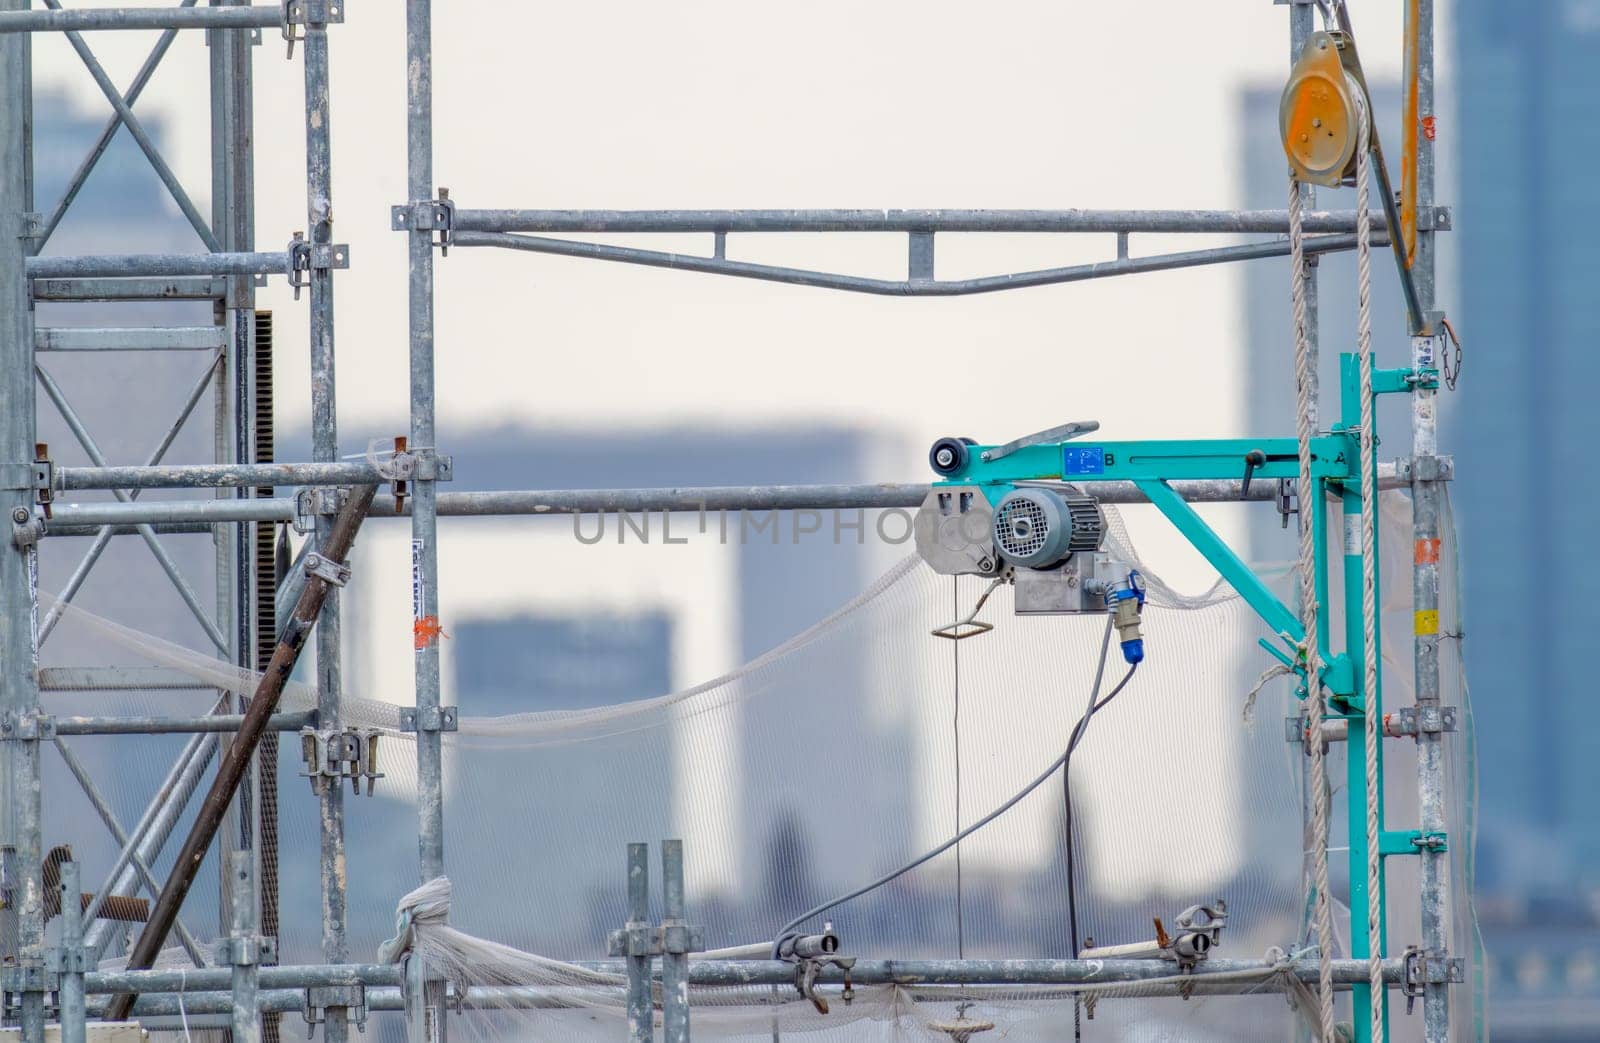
[1414,610,1440,635]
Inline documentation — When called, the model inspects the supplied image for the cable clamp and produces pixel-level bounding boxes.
[303,983,367,1037]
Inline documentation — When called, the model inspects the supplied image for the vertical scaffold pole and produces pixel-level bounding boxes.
[0,6,44,1041]
[58,861,85,1043]
[661,839,690,1043]
[229,852,261,1043]
[304,5,349,1042]
[1406,0,1450,1039]
[407,0,444,885]
[626,843,653,1043]
[406,0,449,1038]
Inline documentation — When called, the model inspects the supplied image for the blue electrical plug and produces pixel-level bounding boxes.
[1105,569,1148,664]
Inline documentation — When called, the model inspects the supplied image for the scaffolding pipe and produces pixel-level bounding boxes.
[1408,1,1450,1039]
[25,251,290,279]
[228,853,262,1043]
[80,957,1404,997]
[0,7,46,1039]
[0,5,282,32]
[451,208,1397,234]
[301,10,351,1043]
[54,712,316,736]
[40,465,1427,527]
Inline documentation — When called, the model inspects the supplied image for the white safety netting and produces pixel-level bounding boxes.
[41,492,1483,1041]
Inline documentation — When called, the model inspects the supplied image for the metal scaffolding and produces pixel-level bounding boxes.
[0,2,1458,1041]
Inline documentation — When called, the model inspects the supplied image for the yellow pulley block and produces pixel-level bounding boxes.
[1280,30,1371,187]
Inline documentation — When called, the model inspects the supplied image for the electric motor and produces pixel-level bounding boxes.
[991,487,1104,569]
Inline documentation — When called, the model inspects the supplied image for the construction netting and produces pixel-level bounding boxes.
[39,490,1484,1041]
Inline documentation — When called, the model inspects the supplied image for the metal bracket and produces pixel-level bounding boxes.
[391,190,454,254]
[32,444,53,521]
[303,983,368,1036]
[1,958,57,996]
[0,712,56,742]
[303,552,351,588]
[793,955,856,1015]
[1401,946,1464,1014]
[604,924,707,958]
[1274,477,1297,530]
[215,935,278,967]
[398,706,458,733]
[300,726,383,795]
[42,946,89,975]
[281,0,344,58]
[1394,454,1453,483]
[1379,829,1448,856]
[287,234,351,299]
[1394,705,1457,736]
[11,508,44,549]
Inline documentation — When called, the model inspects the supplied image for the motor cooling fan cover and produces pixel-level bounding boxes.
[992,488,1104,569]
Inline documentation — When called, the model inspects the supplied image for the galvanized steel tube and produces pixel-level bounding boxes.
[0,9,45,1038]
[452,208,1391,234]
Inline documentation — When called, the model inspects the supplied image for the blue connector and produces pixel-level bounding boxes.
[1105,569,1148,664]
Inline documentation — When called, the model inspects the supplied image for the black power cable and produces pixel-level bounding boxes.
[1064,627,1129,960]
[775,645,1139,953]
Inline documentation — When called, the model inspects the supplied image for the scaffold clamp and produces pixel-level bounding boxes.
[303,552,351,587]
[303,983,368,1036]
[391,190,453,254]
[281,0,344,59]
[398,706,458,733]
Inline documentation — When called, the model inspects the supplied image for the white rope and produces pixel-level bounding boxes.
[1356,98,1385,1043]
[1289,162,1337,1042]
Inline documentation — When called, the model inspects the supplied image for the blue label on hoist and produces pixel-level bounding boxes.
[1063,446,1105,476]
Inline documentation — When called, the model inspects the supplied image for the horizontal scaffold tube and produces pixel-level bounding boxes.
[451,208,1405,234]
[0,5,282,32]
[25,251,290,280]
[54,712,316,736]
[40,467,1424,529]
[89,957,1401,998]
[95,957,1408,1016]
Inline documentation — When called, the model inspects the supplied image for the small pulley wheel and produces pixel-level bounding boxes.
[929,437,971,476]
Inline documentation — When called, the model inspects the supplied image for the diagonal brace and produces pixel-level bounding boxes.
[33,0,199,253]
[104,484,378,1022]
[38,355,220,645]
[41,0,222,253]
[35,363,229,652]
[52,737,208,967]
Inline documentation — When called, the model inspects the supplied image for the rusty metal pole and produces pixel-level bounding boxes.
[104,484,376,1021]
